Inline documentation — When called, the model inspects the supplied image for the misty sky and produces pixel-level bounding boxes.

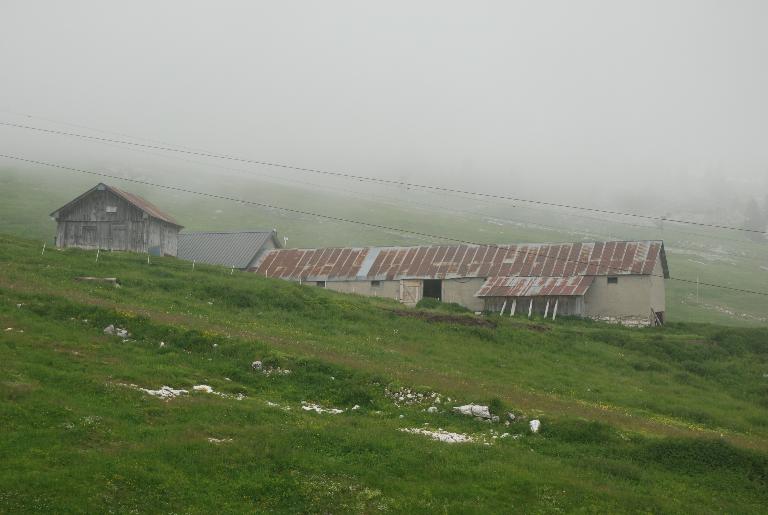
[1,1,767,205]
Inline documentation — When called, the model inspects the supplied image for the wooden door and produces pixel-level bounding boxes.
[400,280,422,306]
[110,224,128,250]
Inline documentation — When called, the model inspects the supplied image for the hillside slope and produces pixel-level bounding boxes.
[1,234,767,513]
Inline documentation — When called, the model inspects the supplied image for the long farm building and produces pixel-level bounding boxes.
[252,240,669,326]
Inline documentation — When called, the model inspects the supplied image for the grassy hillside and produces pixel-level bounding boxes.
[1,234,767,512]
[2,167,767,327]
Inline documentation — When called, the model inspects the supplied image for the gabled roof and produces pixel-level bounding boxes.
[253,240,669,281]
[178,230,280,269]
[50,183,182,227]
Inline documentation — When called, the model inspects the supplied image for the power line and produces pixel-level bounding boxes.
[1,119,765,236]
[2,152,766,298]
[3,110,766,251]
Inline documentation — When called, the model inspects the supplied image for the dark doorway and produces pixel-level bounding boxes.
[422,279,442,300]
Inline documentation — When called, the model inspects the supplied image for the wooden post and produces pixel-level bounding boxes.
[528,298,533,318]
[147,255,150,265]
[500,298,507,316]
[552,298,559,320]
[95,248,100,263]
[230,265,235,275]
[510,298,517,317]
[192,260,195,271]
[544,298,550,318]
[41,243,46,255]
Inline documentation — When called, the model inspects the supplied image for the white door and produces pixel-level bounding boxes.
[400,280,422,306]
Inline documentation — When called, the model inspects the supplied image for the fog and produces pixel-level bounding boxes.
[1,1,767,214]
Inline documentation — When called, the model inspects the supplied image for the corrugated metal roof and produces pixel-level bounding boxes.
[253,241,668,281]
[255,247,370,279]
[475,275,595,297]
[178,231,277,268]
[50,183,182,227]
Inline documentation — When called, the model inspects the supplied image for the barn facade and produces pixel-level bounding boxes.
[50,183,182,256]
[252,240,669,326]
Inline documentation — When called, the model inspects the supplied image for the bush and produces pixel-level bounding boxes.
[542,420,618,444]
[638,438,768,484]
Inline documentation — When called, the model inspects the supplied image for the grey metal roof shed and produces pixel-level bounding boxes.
[177,230,281,269]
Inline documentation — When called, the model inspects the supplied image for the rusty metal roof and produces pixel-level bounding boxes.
[50,183,182,227]
[253,240,668,281]
[107,185,182,226]
[253,247,370,280]
[475,275,595,297]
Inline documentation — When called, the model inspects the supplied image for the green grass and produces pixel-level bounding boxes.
[1,233,768,512]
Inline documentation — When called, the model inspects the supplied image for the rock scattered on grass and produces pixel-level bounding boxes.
[265,400,292,411]
[529,419,541,433]
[426,406,438,414]
[252,360,291,376]
[401,426,521,445]
[385,386,443,407]
[207,437,233,444]
[453,404,492,420]
[262,366,291,376]
[193,384,245,400]
[400,428,474,444]
[5,327,12,331]
[103,324,130,338]
[301,401,344,414]
[117,383,189,400]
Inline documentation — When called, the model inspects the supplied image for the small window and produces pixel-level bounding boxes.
[371,280,381,287]
[607,276,618,284]
[106,206,117,213]
[316,281,326,288]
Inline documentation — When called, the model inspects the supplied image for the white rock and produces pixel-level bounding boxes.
[159,341,165,347]
[351,405,361,410]
[529,419,541,433]
[453,404,492,419]
[103,324,115,335]
[251,361,263,371]
[193,385,214,393]
[507,412,516,422]
[400,428,474,444]
[4,327,12,331]
[301,401,344,414]
[129,385,188,400]
[426,406,438,414]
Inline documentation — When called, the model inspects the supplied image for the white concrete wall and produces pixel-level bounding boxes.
[324,280,401,301]
[583,273,665,324]
[442,278,486,311]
